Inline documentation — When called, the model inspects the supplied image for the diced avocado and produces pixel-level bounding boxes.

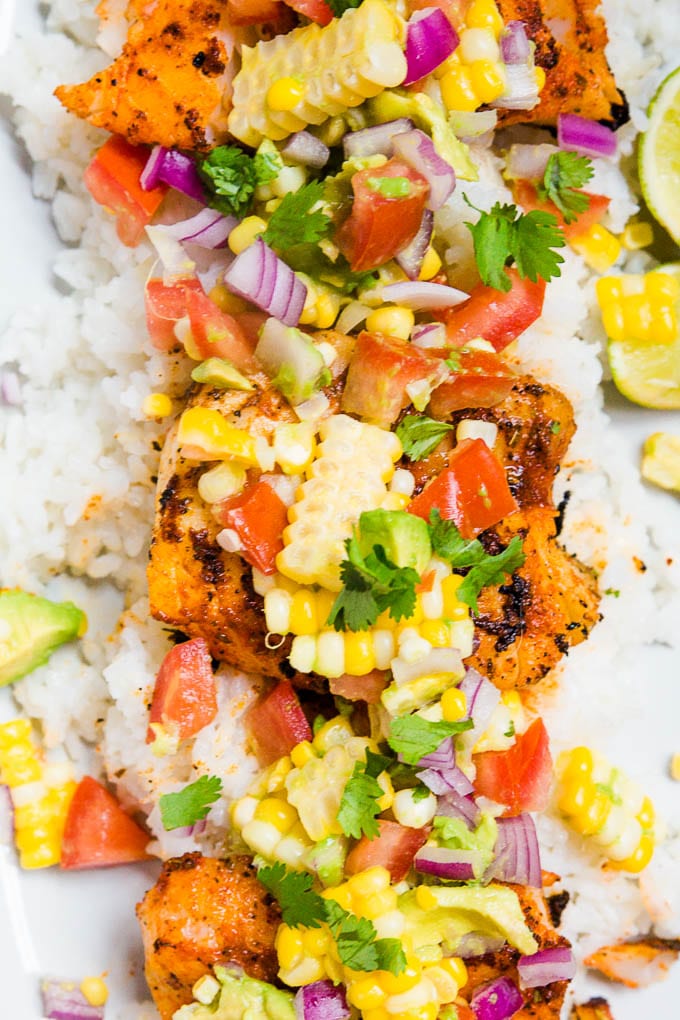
[0,590,86,686]
[304,834,348,887]
[173,967,296,1020]
[382,671,462,716]
[432,813,498,878]
[191,358,255,392]
[256,318,330,406]
[367,91,478,182]
[641,431,680,491]
[357,509,431,573]
[399,883,538,958]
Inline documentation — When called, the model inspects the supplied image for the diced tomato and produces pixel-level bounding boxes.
[283,0,333,24]
[473,718,553,815]
[427,349,517,417]
[329,669,389,704]
[246,680,312,766]
[214,481,288,575]
[345,819,429,883]
[407,0,467,29]
[341,331,447,428]
[444,269,546,352]
[513,179,611,241]
[146,638,218,747]
[336,160,430,272]
[83,135,166,247]
[145,276,204,351]
[60,776,150,869]
[185,288,259,373]
[407,438,518,538]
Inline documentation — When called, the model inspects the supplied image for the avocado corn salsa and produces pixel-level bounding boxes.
[2,0,680,1018]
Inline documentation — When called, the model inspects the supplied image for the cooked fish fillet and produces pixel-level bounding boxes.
[496,0,626,126]
[584,937,680,989]
[571,999,615,1020]
[137,853,281,1020]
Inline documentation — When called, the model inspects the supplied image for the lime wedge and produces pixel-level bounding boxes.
[639,66,680,244]
[608,263,680,408]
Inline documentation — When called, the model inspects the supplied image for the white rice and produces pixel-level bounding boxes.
[1,0,680,1016]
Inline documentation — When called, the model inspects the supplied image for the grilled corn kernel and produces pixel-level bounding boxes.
[348,865,391,897]
[228,216,267,255]
[415,885,439,910]
[459,27,500,63]
[365,306,415,340]
[381,960,422,995]
[197,461,247,503]
[177,407,259,463]
[376,771,394,812]
[373,628,396,669]
[466,0,503,35]
[418,248,442,281]
[80,978,109,1008]
[348,977,388,1010]
[241,818,283,857]
[437,956,467,988]
[621,221,654,250]
[315,630,346,678]
[344,630,377,676]
[570,224,622,273]
[418,620,449,648]
[597,270,678,343]
[142,392,172,418]
[290,589,319,636]
[534,65,546,92]
[392,788,437,828]
[289,634,317,673]
[467,60,506,104]
[276,924,304,970]
[440,66,479,112]
[255,797,298,832]
[291,741,318,768]
[441,686,468,721]
[267,76,306,112]
[313,715,355,753]
[265,588,293,635]
[441,574,467,619]
[231,794,259,829]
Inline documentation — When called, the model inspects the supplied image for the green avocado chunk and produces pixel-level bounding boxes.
[191,357,255,392]
[0,590,86,686]
[173,967,296,1020]
[358,509,432,574]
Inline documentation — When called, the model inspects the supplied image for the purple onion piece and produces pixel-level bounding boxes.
[392,129,456,210]
[417,736,455,771]
[500,21,530,64]
[517,946,576,989]
[470,976,524,1020]
[403,8,460,86]
[486,814,542,888]
[281,131,330,168]
[492,64,540,111]
[0,370,22,407]
[41,979,105,1020]
[411,322,447,348]
[294,980,350,1020]
[396,208,434,279]
[460,668,500,733]
[165,207,236,249]
[223,238,306,327]
[343,118,415,160]
[558,113,617,158]
[141,145,206,203]
[414,845,479,881]
[379,281,468,310]
[419,764,475,797]
[437,791,481,829]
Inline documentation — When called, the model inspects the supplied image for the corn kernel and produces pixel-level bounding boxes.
[374,909,406,940]
[315,630,346,678]
[437,956,468,988]
[276,924,304,970]
[440,66,479,112]
[255,797,298,832]
[344,630,377,676]
[392,788,437,828]
[385,980,437,1015]
[231,795,258,829]
[366,306,415,340]
[274,422,317,475]
[610,832,654,873]
[559,746,594,781]
[348,866,391,898]
[441,574,465,618]
[80,978,108,1008]
[241,818,283,857]
[267,76,305,112]
[198,461,247,504]
[468,59,506,104]
[466,0,503,36]
[289,589,319,636]
[348,977,388,1011]
[302,926,330,956]
[418,248,442,281]
[621,221,654,250]
[459,27,500,63]
[441,686,468,721]
[415,885,438,911]
[570,224,622,273]
[534,65,546,93]
[323,883,354,912]
[289,634,317,673]
[177,407,258,463]
[381,960,422,995]
[638,795,655,830]
[227,216,268,256]
[372,628,396,670]
[313,716,355,753]
[142,393,172,418]
[209,284,248,315]
[418,620,449,648]
[362,1008,390,1020]
[265,588,293,635]
[291,741,317,768]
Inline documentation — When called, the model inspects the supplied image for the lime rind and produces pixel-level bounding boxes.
[639,66,680,245]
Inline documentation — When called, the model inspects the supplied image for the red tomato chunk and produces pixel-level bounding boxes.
[145,276,203,351]
[215,481,289,575]
[83,134,166,247]
[61,776,150,869]
[513,180,611,241]
[283,0,333,24]
[146,638,218,747]
[444,269,545,352]
[345,819,429,883]
[247,680,312,766]
[185,288,259,373]
[473,718,553,815]
[427,349,517,416]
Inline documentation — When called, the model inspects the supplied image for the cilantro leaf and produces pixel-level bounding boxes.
[464,198,565,292]
[428,509,489,567]
[396,415,455,461]
[327,532,420,632]
[537,151,594,224]
[376,938,408,974]
[257,862,327,929]
[262,182,331,251]
[198,146,274,218]
[388,716,473,765]
[326,0,363,15]
[159,775,222,830]
[338,750,391,839]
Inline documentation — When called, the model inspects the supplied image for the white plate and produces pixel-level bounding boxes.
[1,5,679,1018]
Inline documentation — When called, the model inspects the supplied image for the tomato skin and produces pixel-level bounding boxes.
[214,481,289,575]
[83,135,166,247]
[407,438,518,538]
[246,680,312,766]
[145,276,203,351]
[336,160,430,272]
[61,777,150,869]
[185,288,259,373]
[283,0,333,24]
[341,331,447,428]
[146,638,218,746]
[329,669,389,704]
[473,718,553,815]
[513,180,611,241]
[427,349,517,416]
[444,269,546,352]
[345,819,429,883]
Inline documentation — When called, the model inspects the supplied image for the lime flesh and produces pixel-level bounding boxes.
[639,66,680,245]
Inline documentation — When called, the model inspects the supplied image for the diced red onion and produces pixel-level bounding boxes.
[164,207,236,249]
[186,246,235,293]
[168,817,209,839]
[403,8,459,86]
[558,113,617,158]
[470,976,523,1020]
[517,947,576,989]
[412,322,447,348]
[418,764,474,797]
[417,736,455,771]
[0,370,22,407]
[461,668,500,732]
[437,791,481,829]
[281,131,330,168]
[223,238,306,326]
[141,145,206,203]
[392,129,456,211]
[379,281,468,310]
[342,119,415,160]
[294,980,350,1020]
[41,978,105,1020]
[500,21,530,64]
[396,209,434,279]
[504,143,559,182]
[492,64,540,111]
[414,845,480,881]
[335,301,371,335]
[486,814,542,888]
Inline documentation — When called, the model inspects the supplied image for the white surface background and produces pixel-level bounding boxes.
[0,2,679,1017]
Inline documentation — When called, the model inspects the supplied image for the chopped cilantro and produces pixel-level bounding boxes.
[338,749,392,839]
[537,151,594,225]
[445,350,461,372]
[550,420,562,434]
[504,720,516,739]
[257,862,327,929]
[262,181,331,251]
[159,775,222,831]
[604,587,621,597]
[327,531,420,632]
[464,198,565,292]
[388,715,473,765]
[428,510,526,613]
[396,415,455,461]
[198,145,277,218]
[326,0,363,14]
